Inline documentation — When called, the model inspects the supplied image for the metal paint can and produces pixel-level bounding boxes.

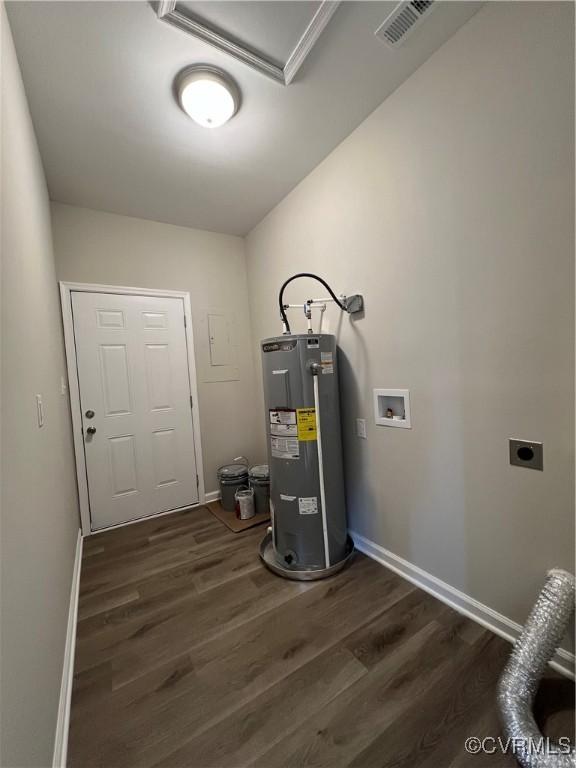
[235,487,255,520]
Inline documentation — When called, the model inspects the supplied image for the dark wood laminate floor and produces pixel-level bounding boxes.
[69,506,574,768]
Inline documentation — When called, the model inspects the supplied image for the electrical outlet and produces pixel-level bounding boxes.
[356,418,367,439]
[509,438,543,470]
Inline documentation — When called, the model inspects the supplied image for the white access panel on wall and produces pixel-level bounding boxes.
[198,308,239,382]
[70,291,200,531]
[208,312,232,366]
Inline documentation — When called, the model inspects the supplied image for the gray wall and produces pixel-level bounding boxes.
[1,7,80,766]
[246,2,575,643]
[51,203,261,493]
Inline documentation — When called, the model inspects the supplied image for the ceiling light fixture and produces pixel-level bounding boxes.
[176,65,240,128]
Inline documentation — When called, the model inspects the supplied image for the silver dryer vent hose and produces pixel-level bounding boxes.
[497,569,575,768]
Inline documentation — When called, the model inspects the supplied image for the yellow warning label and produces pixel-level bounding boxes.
[297,408,317,441]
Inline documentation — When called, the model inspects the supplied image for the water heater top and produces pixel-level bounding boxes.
[261,333,335,350]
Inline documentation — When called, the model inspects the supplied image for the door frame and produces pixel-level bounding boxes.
[60,281,206,536]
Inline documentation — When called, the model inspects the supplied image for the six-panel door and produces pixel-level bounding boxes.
[71,292,199,530]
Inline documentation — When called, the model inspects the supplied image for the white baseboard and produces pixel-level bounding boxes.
[52,529,83,768]
[204,490,221,504]
[351,531,575,680]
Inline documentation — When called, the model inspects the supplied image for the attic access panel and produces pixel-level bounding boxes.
[156,0,340,84]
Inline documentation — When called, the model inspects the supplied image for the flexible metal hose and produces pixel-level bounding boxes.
[497,569,575,768]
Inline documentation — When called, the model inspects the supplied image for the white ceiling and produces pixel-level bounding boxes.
[7,1,481,236]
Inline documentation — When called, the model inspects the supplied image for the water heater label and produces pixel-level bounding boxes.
[297,408,317,441]
[269,409,297,437]
[298,497,318,515]
[271,436,300,460]
[321,352,334,375]
[262,340,297,353]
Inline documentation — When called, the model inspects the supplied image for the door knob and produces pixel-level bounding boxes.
[85,409,95,419]
[86,426,97,435]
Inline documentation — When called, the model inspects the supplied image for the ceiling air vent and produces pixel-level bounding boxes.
[375,0,435,48]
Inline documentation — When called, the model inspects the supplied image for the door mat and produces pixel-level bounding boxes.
[207,500,270,533]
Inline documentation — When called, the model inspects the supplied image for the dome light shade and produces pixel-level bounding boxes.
[176,66,240,128]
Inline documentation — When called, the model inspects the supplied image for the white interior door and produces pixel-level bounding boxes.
[71,291,199,530]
